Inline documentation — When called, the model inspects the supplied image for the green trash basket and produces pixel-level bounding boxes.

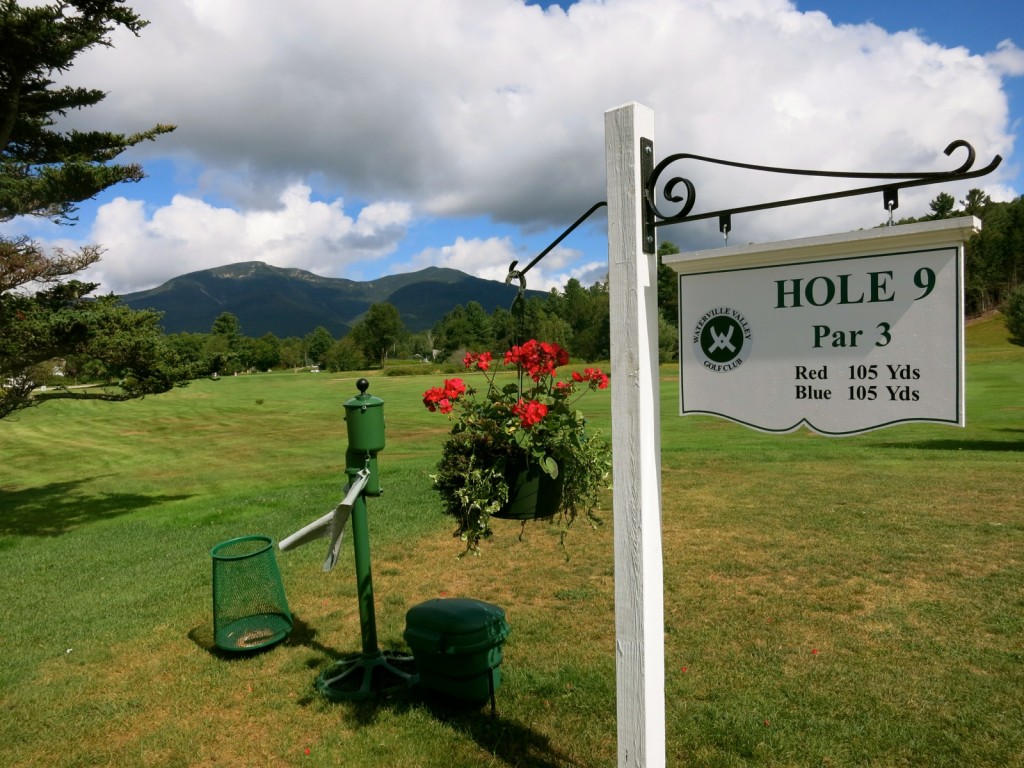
[211,535,292,652]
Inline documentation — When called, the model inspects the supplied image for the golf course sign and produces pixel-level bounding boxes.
[663,217,980,435]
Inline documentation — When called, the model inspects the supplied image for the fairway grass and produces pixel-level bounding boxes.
[1,320,1022,767]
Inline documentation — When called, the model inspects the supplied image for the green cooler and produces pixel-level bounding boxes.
[404,598,509,703]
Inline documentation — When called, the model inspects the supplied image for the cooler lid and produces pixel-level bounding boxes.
[404,598,509,654]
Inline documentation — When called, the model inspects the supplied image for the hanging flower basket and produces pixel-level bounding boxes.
[424,340,612,554]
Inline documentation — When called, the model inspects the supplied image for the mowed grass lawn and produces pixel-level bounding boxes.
[1,315,1022,767]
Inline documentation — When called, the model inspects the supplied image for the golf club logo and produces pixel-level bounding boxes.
[693,307,751,372]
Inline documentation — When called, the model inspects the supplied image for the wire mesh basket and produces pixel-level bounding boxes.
[211,535,292,652]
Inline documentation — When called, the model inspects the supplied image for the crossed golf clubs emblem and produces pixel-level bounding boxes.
[707,322,736,354]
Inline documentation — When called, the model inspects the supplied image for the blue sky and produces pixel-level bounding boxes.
[5,0,1022,298]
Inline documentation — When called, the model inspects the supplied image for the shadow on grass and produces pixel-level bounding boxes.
[337,691,583,768]
[329,662,583,768]
[284,613,338,647]
[0,479,193,537]
[189,616,580,767]
[874,437,1023,452]
[188,614,341,662]
[409,695,585,768]
[873,427,1024,452]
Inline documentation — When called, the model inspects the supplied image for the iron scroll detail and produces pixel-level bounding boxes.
[641,139,1002,254]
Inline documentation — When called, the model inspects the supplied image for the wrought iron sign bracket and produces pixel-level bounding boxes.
[506,200,608,293]
[640,138,1002,255]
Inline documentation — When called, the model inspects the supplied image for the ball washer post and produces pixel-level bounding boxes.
[279,378,417,701]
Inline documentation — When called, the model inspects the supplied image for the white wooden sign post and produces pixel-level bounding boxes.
[605,102,666,768]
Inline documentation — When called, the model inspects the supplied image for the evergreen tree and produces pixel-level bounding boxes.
[927,192,957,220]
[0,1,174,222]
[1004,286,1024,347]
[489,306,517,351]
[657,241,681,329]
[210,312,243,346]
[960,189,991,218]
[205,312,243,373]
[1,1,177,418]
[574,281,610,361]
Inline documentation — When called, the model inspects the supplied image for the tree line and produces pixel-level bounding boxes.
[889,189,1024,343]
[894,189,1024,317]
[159,277,618,378]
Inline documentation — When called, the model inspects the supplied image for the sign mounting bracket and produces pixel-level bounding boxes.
[641,138,1001,252]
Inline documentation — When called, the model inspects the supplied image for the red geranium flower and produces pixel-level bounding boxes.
[463,351,493,372]
[584,368,610,389]
[512,398,548,429]
[443,378,466,399]
[423,378,465,413]
[505,339,568,382]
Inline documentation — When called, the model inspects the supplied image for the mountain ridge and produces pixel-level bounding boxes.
[118,261,543,337]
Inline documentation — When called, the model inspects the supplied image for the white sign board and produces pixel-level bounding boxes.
[663,217,980,435]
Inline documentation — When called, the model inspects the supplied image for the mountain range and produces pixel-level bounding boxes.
[118,261,544,337]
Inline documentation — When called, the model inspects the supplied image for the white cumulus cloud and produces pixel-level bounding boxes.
[79,185,411,293]
[15,0,1020,293]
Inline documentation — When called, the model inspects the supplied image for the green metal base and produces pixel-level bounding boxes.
[315,651,418,701]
